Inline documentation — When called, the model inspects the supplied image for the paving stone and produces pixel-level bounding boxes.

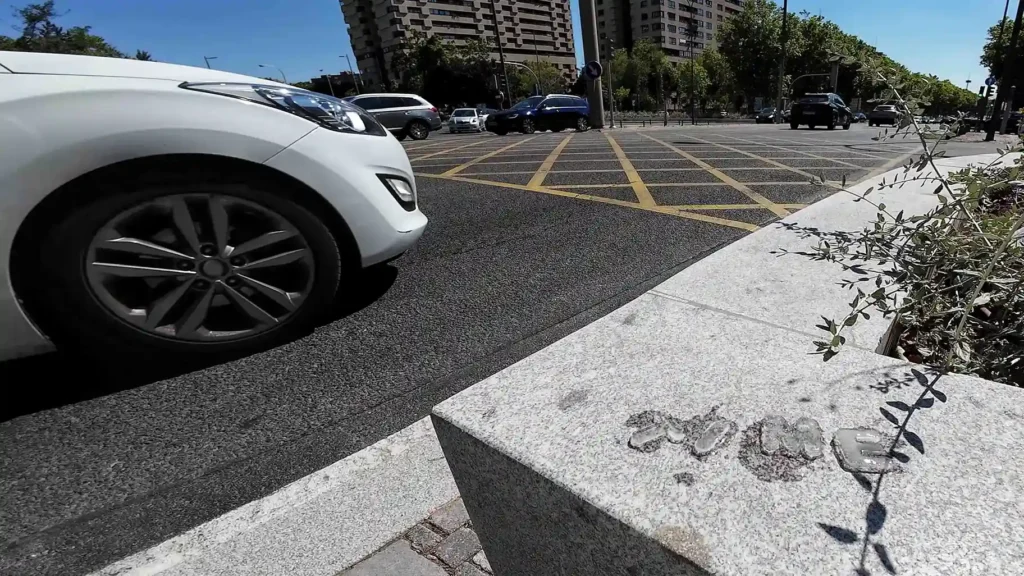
[428,498,470,533]
[405,523,442,553]
[434,527,482,568]
[340,540,447,576]
[458,562,489,576]
[471,550,492,572]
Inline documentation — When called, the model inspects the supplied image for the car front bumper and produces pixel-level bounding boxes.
[265,128,428,267]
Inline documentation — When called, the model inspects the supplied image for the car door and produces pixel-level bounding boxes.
[371,95,412,131]
[535,97,561,130]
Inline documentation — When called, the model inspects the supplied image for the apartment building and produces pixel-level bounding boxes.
[595,0,744,63]
[340,0,577,90]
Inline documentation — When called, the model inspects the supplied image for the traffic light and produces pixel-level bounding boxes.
[985,85,994,99]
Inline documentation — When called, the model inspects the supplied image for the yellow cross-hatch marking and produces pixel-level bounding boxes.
[640,133,790,218]
[410,140,493,162]
[441,137,538,176]
[678,133,824,182]
[416,174,760,232]
[713,134,862,169]
[528,134,573,189]
[605,133,656,208]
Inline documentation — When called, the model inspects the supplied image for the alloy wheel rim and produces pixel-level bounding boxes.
[577,118,587,130]
[85,193,315,342]
[411,124,426,138]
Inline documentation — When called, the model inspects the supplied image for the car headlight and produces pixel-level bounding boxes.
[181,82,387,136]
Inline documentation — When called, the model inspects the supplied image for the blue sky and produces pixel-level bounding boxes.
[0,0,1006,90]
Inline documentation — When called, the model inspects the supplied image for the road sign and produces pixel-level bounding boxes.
[584,61,603,80]
[985,76,996,87]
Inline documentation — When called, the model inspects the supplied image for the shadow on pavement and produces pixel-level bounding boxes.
[0,264,399,422]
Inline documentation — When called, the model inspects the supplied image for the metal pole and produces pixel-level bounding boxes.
[320,70,336,97]
[488,0,512,108]
[987,0,1023,141]
[578,0,606,128]
[689,34,696,124]
[775,0,788,123]
[1001,85,1016,133]
[259,64,287,84]
[342,55,361,94]
[203,56,216,69]
[605,38,616,128]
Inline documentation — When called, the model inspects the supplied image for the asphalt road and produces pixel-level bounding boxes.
[0,123,976,575]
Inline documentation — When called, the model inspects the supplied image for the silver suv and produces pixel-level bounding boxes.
[342,93,442,141]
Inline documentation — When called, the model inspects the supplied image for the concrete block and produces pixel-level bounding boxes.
[340,541,447,576]
[471,550,491,573]
[405,523,442,553]
[434,527,482,568]
[433,292,1024,575]
[458,562,489,576]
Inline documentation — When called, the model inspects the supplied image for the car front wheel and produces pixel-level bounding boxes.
[790,122,799,129]
[520,118,536,134]
[575,116,590,132]
[29,164,344,363]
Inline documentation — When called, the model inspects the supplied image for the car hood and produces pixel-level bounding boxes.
[0,51,289,87]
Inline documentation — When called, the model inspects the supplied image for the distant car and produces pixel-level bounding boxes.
[485,94,590,135]
[342,93,442,140]
[789,93,852,130]
[0,51,426,363]
[755,107,778,124]
[853,112,868,123]
[447,108,485,133]
[868,104,900,127]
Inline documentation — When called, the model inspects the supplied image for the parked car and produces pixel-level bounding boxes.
[868,104,900,127]
[853,112,868,123]
[485,94,590,135]
[755,107,779,124]
[342,93,442,140]
[789,93,853,130]
[448,108,485,133]
[0,51,427,363]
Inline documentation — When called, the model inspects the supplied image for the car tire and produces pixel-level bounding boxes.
[394,132,408,141]
[808,124,816,130]
[495,128,508,136]
[575,116,590,132]
[406,120,430,141]
[520,118,536,134]
[843,117,851,130]
[28,163,345,364]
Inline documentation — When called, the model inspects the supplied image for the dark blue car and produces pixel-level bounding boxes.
[485,94,591,135]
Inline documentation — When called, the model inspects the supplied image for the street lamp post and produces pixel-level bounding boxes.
[987,0,1023,141]
[341,55,362,94]
[488,0,512,109]
[258,63,288,84]
[506,61,541,96]
[203,56,217,69]
[605,37,616,128]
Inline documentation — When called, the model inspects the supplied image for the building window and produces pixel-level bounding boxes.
[640,0,647,6]
[697,8,703,16]
[669,37,677,45]
[668,0,675,6]
[706,0,712,5]
[717,14,723,21]
[430,9,450,15]
[641,13,648,20]
[641,24,650,32]
[599,21,605,27]
[706,33,713,40]
[652,23,662,31]
[717,3,723,10]
[668,12,676,20]
[667,24,677,32]
[654,10,665,17]
[598,9,604,15]
[698,20,704,27]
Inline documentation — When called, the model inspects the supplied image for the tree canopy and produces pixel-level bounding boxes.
[980,17,1024,109]
[1,1,150,59]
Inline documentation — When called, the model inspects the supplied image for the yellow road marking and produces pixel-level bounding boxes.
[605,133,656,208]
[640,134,790,218]
[713,134,862,169]
[441,137,538,176]
[418,173,758,231]
[662,203,808,210]
[528,134,573,188]
[410,140,496,162]
[675,133,823,183]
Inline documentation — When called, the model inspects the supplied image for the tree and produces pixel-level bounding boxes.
[0,1,147,58]
[508,61,567,100]
[980,17,1024,109]
[698,48,733,110]
[134,50,152,61]
[675,60,709,112]
[716,0,785,111]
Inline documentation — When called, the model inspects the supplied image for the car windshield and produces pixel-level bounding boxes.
[760,107,775,113]
[452,109,476,117]
[799,95,829,103]
[876,105,897,111]
[512,96,545,110]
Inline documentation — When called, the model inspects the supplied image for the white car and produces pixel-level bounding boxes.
[447,108,484,133]
[0,52,427,362]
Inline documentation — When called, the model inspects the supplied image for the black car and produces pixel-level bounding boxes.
[485,94,591,135]
[755,107,779,124]
[789,93,852,130]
